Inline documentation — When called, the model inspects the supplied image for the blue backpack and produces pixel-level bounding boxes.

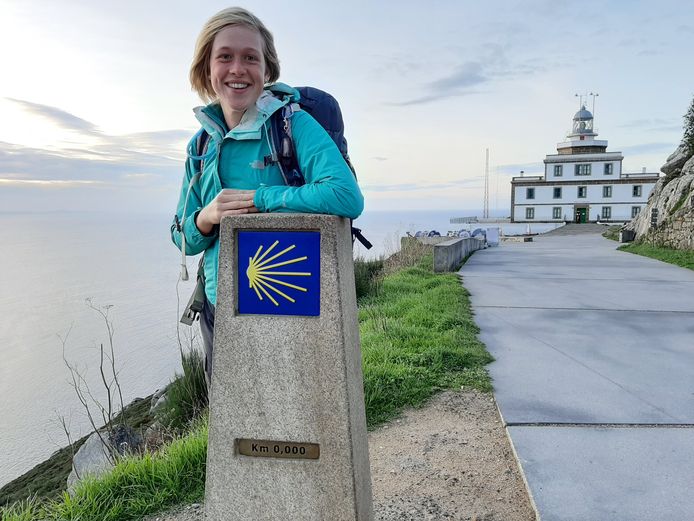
[194,86,371,250]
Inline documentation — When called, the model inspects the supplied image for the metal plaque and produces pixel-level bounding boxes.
[237,231,321,316]
[237,438,320,460]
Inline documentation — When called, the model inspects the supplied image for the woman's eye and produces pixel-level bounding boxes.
[245,55,258,62]
[219,54,232,61]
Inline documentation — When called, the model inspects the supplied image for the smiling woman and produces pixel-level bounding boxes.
[170,7,364,384]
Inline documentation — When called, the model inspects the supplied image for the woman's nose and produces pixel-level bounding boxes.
[228,58,244,75]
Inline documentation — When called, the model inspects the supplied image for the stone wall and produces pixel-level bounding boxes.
[625,143,694,250]
[433,237,485,272]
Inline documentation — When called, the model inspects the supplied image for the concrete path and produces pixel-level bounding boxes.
[460,230,694,521]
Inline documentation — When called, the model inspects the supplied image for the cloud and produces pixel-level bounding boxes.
[0,100,191,190]
[388,90,482,107]
[637,49,663,57]
[0,140,183,184]
[617,37,648,48]
[429,62,487,92]
[615,143,675,156]
[124,173,159,179]
[6,98,100,135]
[392,47,545,107]
[495,162,545,176]
[361,178,482,193]
[0,178,104,188]
[618,118,681,134]
[368,53,421,78]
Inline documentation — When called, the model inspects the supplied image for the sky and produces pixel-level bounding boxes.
[1,0,692,215]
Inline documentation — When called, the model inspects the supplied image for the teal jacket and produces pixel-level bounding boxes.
[171,83,364,305]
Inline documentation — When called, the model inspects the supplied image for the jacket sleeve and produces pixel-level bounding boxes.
[253,110,364,219]
[170,150,218,256]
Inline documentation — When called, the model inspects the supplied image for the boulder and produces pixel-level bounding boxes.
[67,431,115,492]
[625,145,694,248]
[661,143,691,178]
[67,424,143,493]
[149,386,170,416]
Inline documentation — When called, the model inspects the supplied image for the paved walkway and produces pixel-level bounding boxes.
[460,230,694,521]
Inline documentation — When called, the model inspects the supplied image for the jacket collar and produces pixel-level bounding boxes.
[193,83,299,141]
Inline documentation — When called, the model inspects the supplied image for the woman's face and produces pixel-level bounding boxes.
[210,25,268,127]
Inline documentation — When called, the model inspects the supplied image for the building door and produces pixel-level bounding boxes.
[575,207,587,223]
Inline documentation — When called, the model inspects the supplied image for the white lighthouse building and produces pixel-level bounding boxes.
[511,104,660,223]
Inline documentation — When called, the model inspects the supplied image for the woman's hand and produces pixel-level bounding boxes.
[196,189,258,235]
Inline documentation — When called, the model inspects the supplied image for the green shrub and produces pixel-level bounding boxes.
[159,348,208,431]
[684,95,694,153]
[353,257,384,300]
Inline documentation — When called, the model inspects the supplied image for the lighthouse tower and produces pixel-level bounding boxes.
[510,98,660,223]
[556,105,608,155]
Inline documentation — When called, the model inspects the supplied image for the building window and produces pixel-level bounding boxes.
[526,207,535,219]
[553,187,562,199]
[601,206,612,219]
[603,186,612,198]
[553,207,562,219]
[554,165,563,177]
[604,163,613,175]
[631,206,640,218]
[526,188,535,199]
[577,186,587,198]
[633,185,642,197]
[575,164,592,176]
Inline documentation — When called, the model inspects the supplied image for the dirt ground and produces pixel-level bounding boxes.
[145,390,536,521]
[369,390,535,521]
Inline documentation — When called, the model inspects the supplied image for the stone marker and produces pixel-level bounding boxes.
[205,213,373,521]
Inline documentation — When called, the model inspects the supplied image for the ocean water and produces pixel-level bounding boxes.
[0,212,199,487]
[0,209,556,487]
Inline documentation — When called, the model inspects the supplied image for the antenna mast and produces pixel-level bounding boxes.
[483,148,490,219]
[590,92,599,119]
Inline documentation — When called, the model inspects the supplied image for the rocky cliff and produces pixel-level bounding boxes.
[625,143,694,249]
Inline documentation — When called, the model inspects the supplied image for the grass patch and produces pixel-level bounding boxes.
[602,225,621,242]
[359,253,492,427]
[159,347,208,432]
[1,421,208,521]
[619,243,694,270]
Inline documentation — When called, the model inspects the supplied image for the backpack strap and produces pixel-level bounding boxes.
[178,130,212,324]
[351,227,372,250]
[266,105,305,187]
[193,129,212,177]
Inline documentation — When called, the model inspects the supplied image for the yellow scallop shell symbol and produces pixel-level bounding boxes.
[246,240,311,306]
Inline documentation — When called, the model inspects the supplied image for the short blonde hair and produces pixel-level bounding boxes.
[189,7,280,102]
